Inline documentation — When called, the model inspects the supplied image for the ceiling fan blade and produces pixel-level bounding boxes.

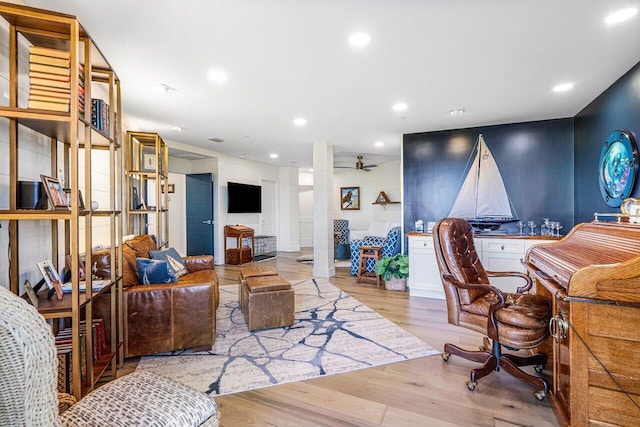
[334,166,355,169]
[362,168,372,172]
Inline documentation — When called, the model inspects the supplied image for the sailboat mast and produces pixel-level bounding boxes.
[473,135,483,218]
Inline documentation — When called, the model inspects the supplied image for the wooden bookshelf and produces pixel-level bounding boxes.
[0,2,123,400]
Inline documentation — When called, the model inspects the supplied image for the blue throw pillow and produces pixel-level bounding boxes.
[136,258,177,285]
[149,247,188,278]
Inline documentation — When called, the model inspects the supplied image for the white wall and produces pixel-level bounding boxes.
[298,160,402,247]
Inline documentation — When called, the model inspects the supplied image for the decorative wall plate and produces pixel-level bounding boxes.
[598,130,638,207]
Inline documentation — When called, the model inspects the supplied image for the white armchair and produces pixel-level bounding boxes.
[0,286,220,427]
[350,220,401,241]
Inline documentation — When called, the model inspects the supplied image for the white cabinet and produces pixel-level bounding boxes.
[407,235,444,299]
[408,234,556,299]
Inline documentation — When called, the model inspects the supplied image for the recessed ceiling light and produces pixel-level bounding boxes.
[270,153,278,159]
[239,154,247,159]
[293,117,307,126]
[208,137,224,143]
[207,69,228,84]
[553,82,574,92]
[309,168,314,172]
[449,108,465,115]
[172,126,185,132]
[392,102,408,112]
[374,141,384,147]
[348,32,371,47]
[605,8,638,24]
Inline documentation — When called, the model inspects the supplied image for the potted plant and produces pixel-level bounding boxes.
[374,253,409,291]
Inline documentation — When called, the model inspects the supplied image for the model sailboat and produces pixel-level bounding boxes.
[448,134,518,231]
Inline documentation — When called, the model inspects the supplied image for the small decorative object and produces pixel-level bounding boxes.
[372,191,400,209]
[415,220,424,233]
[65,254,86,281]
[91,200,99,210]
[527,220,537,236]
[142,151,156,172]
[23,279,38,307]
[599,130,638,207]
[517,220,525,235]
[40,175,69,209]
[374,253,409,291]
[162,184,175,193]
[621,197,640,223]
[37,260,63,300]
[63,188,85,210]
[340,186,360,210]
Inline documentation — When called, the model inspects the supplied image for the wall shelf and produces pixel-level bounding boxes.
[372,191,400,208]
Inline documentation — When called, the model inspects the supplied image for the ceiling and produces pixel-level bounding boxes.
[22,0,640,170]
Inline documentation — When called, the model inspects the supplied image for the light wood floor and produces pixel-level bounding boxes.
[122,250,559,427]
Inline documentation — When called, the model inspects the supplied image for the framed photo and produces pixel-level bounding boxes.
[65,254,86,281]
[63,188,85,210]
[162,183,175,193]
[340,187,360,210]
[23,279,38,307]
[40,175,69,209]
[37,259,61,290]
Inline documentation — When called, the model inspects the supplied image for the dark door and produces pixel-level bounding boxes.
[186,173,214,256]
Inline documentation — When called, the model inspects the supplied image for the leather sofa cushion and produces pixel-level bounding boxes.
[125,235,158,259]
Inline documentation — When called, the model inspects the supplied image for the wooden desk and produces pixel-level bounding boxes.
[224,225,254,265]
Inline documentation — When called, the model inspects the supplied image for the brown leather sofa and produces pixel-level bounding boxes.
[93,235,219,358]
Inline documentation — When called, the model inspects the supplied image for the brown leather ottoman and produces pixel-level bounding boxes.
[238,267,294,331]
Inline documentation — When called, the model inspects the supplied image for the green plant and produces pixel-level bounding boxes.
[374,253,409,281]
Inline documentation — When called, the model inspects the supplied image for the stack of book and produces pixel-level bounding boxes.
[91,98,110,136]
[78,63,86,117]
[54,318,107,387]
[28,46,71,112]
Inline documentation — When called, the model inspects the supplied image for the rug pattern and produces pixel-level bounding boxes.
[136,278,438,396]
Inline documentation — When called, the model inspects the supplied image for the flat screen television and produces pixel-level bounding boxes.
[227,182,262,213]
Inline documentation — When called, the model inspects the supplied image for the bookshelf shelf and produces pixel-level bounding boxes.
[0,2,123,400]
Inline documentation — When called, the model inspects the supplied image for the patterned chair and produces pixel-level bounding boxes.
[0,286,220,427]
[350,226,402,275]
[334,219,351,260]
[333,219,350,244]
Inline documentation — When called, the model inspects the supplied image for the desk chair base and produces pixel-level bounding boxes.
[442,340,548,401]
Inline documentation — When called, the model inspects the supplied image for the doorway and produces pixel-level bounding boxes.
[186,173,214,256]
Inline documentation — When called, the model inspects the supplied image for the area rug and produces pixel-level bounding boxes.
[136,278,439,396]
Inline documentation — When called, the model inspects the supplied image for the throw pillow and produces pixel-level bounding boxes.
[149,247,189,278]
[136,258,177,285]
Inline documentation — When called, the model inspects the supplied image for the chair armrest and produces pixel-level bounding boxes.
[184,255,215,272]
[486,270,533,293]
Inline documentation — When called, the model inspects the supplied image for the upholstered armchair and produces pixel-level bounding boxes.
[0,286,220,426]
[350,226,401,275]
[432,218,551,400]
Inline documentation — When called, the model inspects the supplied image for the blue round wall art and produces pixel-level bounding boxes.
[599,130,638,207]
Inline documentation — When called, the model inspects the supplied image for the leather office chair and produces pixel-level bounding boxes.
[432,218,551,400]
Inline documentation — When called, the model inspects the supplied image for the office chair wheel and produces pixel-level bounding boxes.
[441,352,450,361]
[466,381,476,391]
[534,389,546,401]
[534,364,544,373]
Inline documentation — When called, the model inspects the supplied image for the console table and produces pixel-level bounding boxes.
[224,225,254,265]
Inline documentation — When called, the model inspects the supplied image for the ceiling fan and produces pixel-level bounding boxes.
[335,155,378,172]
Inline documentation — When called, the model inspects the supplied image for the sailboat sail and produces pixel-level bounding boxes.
[448,134,517,226]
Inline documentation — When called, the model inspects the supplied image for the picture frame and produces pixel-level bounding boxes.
[40,175,69,209]
[131,186,140,210]
[37,259,61,290]
[162,183,175,193]
[340,186,360,210]
[65,254,86,281]
[63,188,85,210]
[23,279,38,307]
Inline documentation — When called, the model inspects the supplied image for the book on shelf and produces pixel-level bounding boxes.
[55,347,72,394]
[56,318,106,366]
[28,70,71,82]
[29,45,71,60]
[30,53,70,68]
[29,90,71,100]
[27,99,70,112]
[60,280,109,293]
[29,77,71,89]
[91,98,110,136]
[29,62,71,76]
[29,84,71,95]
[55,331,86,379]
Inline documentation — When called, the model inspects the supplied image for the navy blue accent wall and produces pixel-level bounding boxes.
[574,62,640,224]
[403,119,574,235]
